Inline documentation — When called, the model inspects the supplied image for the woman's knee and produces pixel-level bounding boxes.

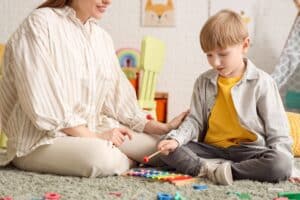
[12,138,130,178]
[119,132,160,163]
[80,141,131,177]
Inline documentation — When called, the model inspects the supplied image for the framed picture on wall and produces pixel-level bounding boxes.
[209,0,258,44]
[141,0,176,27]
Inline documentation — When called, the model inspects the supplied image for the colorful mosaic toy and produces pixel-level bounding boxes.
[125,168,197,186]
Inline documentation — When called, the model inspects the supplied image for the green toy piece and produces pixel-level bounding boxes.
[226,192,251,200]
[278,192,300,200]
[174,191,186,200]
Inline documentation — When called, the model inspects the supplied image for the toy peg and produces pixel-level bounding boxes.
[143,150,162,163]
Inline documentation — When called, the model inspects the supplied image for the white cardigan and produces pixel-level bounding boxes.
[0,6,148,165]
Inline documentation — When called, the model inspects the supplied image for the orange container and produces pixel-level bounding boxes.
[128,72,139,97]
[155,92,168,123]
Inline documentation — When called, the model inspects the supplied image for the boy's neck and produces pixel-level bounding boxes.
[235,59,247,77]
[221,59,247,78]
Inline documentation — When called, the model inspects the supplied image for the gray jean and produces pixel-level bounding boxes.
[159,141,292,182]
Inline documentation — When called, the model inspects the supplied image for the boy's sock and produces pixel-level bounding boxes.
[198,161,233,185]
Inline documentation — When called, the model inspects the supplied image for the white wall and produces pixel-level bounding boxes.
[0,0,298,119]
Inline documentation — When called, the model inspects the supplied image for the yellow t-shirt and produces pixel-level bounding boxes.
[204,76,257,148]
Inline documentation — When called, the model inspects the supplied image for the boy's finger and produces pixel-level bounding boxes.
[157,140,168,149]
[160,149,170,155]
[165,143,174,151]
[157,144,165,151]
[161,142,173,151]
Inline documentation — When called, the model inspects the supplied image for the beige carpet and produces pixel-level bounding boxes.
[0,161,300,200]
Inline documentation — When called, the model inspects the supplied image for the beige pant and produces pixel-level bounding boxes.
[12,132,161,177]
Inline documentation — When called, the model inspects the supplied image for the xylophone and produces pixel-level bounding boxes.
[125,168,198,186]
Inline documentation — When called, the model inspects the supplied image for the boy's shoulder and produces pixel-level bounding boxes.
[193,60,276,88]
[195,69,216,82]
[246,60,275,84]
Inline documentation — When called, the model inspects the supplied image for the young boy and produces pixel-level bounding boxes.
[157,9,293,185]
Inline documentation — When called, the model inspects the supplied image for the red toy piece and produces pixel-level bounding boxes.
[44,192,61,200]
[108,192,122,198]
[0,197,13,200]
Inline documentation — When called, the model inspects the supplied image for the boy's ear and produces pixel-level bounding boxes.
[242,37,250,54]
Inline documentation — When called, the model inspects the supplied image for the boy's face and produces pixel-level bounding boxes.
[206,37,250,78]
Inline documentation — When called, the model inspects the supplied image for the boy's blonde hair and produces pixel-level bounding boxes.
[200,9,249,53]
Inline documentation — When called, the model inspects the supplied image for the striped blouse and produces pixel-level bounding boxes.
[0,6,148,165]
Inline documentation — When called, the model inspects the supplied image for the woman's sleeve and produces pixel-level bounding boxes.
[11,13,86,135]
[101,35,148,132]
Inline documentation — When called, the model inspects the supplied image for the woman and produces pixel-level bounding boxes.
[0,0,187,177]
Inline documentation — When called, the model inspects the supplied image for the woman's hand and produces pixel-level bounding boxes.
[143,110,189,135]
[294,0,300,10]
[98,127,133,147]
[157,139,179,155]
[167,110,189,131]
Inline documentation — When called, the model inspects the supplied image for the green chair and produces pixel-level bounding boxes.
[0,44,7,149]
[138,36,165,118]
[286,90,300,110]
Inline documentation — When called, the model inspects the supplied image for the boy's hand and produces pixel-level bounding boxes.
[289,177,300,184]
[157,139,179,155]
[167,110,190,131]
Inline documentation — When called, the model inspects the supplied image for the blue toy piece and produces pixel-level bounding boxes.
[157,192,173,200]
[192,184,208,191]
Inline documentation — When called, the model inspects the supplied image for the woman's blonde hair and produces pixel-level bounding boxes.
[200,9,248,53]
[38,0,72,8]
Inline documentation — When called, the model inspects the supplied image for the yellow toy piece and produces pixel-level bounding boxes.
[287,112,300,156]
[0,44,7,149]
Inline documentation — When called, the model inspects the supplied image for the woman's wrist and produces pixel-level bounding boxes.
[96,131,110,140]
[62,125,97,138]
[143,120,170,135]
[165,122,174,133]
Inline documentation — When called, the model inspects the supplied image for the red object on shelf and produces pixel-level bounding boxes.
[128,72,140,97]
[146,114,154,120]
